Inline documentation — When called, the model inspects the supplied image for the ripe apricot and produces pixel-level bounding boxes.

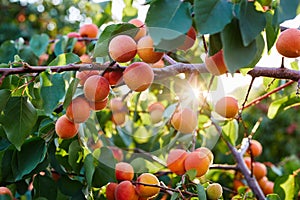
[247,139,263,157]
[244,158,267,180]
[115,162,134,181]
[276,28,300,58]
[137,35,164,63]
[89,98,108,111]
[123,62,154,92]
[128,18,147,41]
[55,115,79,139]
[195,147,214,164]
[205,49,228,76]
[103,70,123,86]
[151,59,164,68]
[178,26,197,51]
[0,187,13,199]
[262,181,274,195]
[184,151,211,177]
[66,97,91,123]
[79,23,98,38]
[214,96,239,119]
[115,180,139,200]
[83,75,110,102]
[206,183,223,200]
[112,112,126,126]
[108,146,124,162]
[148,102,165,124]
[258,176,268,188]
[80,54,93,63]
[166,149,188,175]
[108,35,137,63]
[135,173,160,198]
[171,107,198,134]
[67,32,86,56]
[233,179,245,191]
[106,182,118,200]
[110,98,125,112]
[76,70,100,86]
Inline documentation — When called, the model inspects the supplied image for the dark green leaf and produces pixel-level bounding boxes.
[68,140,83,174]
[0,41,17,63]
[57,175,83,197]
[273,0,300,24]
[29,34,50,57]
[208,33,223,56]
[48,53,80,66]
[1,97,38,150]
[246,34,265,68]
[19,46,39,66]
[196,184,207,199]
[63,78,80,109]
[54,37,67,56]
[265,11,280,53]
[0,90,11,112]
[274,174,297,200]
[84,154,95,188]
[194,0,233,34]
[33,174,58,199]
[238,1,266,46]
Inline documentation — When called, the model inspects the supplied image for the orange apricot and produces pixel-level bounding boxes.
[79,23,98,38]
[108,146,124,162]
[233,179,245,191]
[151,59,164,68]
[276,28,300,58]
[166,149,188,175]
[214,96,239,119]
[171,107,198,134]
[67,32,86,56]
[108,35,137,63]
[112,112,126,126]
[244,158,267,180]
[247,139,263,157]
[83,75,110,102]
[0,187,13,199]
[129,18,147,41]
[123,62,154,92]
[135,173,160,198]
[76,70,100,86]
[106,182,118,200]
[89,98,108,111]
[66,97,91,123]
[258,176,268,189]
[178,26,197,51]
[205,49,228,76]
[137,35,164,64]
[115,162,134,181]
[55,115,79,139]
[115,180,139,200]
[103,70,123,86]
[195,147,214,164]
[148,102,165,124]
[184,151,211,177]
[80,54,93,63]
[262,181,274,195]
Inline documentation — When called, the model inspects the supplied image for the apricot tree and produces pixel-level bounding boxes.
[0,0,300,200]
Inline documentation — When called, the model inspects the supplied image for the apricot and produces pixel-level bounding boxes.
[262,181,274,195]
[112,112,126,125]
[76,70,100,86]
[115,162,134,181]
[79,23,98,38]
[206,183,223,200]
[170,107,198,134]
[83,75,110,102]
[128,18,147,41]
[184,151,211,177]
[80,54,93,63]
[103,70,123,86]
[0,187,13,199]
[178,26,197,51]
[108,146,124,162]
[123,62,154,92]
[233,179,245,191]
[166,149,188,175]
[258,176,268,188]
[214,96,239,119]
[276,28,300,58]
[135,173,160,198]
[106,182,118,200]
[110,98,125,112]
[244,158,267,180]
[195,147,214,164]
[89,98,108,111]
[137,35,164,63]
[115,180,139,200]
[148,102,165,124]
[38,53,49,65]
[55,115,79,139]
[67,32,86,56]
[247,139,263,157]
[151,59,164,68]
[205,49,228,76]
[66,97,91,123]
[108,35,137,63]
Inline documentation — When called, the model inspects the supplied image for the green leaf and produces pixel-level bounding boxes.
[63,78,80,110]
[238,1,266,46]
[196,184,207,199]
[57,175,84,197]
[48,53,80,66]
[265,10,280,53]
[186,169,197,180]
[222,119,238,145]
[33,174,57,199]
[93,23,138,58]
[29,34,50,57]
[194,0,233,34]
[273,0,300,24]
[1,97,38,150]
[221,19,258,72]
[0,90,11,112]
[267,93,298,119]
[208,33,223,56]
[145,0,192,46]
[19,46,39,66]
[68,140,83,174]
[246,34,265,68]
[274,174,297,200]
[84,154,95,188]
[54,37,67,56]
[266,194,281,200]
[40,71,65,115]
[0,40,17,63]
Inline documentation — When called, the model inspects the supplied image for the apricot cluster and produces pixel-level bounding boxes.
[166,147,213,177]
[106,162,161,200]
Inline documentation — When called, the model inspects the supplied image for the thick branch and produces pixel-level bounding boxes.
[248,66,300,81]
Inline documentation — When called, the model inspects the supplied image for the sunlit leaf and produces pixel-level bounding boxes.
[274,174,297,200]
[48,53,80,66]
[222,119,238,145]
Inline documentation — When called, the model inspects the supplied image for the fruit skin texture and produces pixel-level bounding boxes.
[108,35,137,63]
[103,70,123,86]
[184,151,211,177]
[276,28,300,58]
[135,173,160,198]
[76,70,100,86]
[106,182,118,200]
[178,26,197,51]
[215,96,239,119]
[114,180,139,200]
[128,18,147,41]
[244,157,267,180]
[55,115,79,139]
[67,32,86,56]
[195,147,214,165]
[89,98,108,111]
[123,62,154,92]
[83,75,110,102]
[115,162,134,181]
[79,23,98,38]
[66,97,91,123]
[205,50,228,75]
[0,187,13,199]
[109,146,124,162]
[171,107,198,134]
[166,149,188,175]
[247,139,263,157]
[206,183,223,200]
[262,181,274,195]
[137,35,164,64]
